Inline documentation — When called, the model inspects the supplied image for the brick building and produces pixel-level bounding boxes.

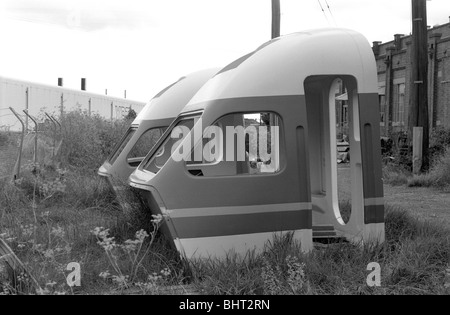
[371,19,450,137]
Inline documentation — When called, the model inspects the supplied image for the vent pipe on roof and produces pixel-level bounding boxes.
[394,34,403,50]
[372,41,382,57]
[58,78,63,87]
[81,78,86,91]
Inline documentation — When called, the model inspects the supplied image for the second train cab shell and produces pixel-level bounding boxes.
[129,28,385,259]
[98,68,219,194]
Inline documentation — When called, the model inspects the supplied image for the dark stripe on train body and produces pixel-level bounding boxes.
[359,93,385,201]
[215,52,256,76]
[171,210,312,239]
[364,205,385,224]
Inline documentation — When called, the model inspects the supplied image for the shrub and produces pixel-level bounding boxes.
[430,147,450,187]
[60,111,131,173]
[429,127,450,162]
[407,147,450,188]
[0,132,9,147]
[382,163,410,186]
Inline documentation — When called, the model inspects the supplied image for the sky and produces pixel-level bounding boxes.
[0,0,449,102]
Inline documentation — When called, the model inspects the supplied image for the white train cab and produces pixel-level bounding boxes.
[129,28,385,260]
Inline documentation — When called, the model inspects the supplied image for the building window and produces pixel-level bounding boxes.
[379,95,386,124]
[393,83,405,126]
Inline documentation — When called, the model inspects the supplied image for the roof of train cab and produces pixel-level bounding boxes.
[131,68,220,126]
[128,28,379,190]
[181,28,378,114]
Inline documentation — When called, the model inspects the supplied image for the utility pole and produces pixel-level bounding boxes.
[271,0,280,39]
[410,0,429,172]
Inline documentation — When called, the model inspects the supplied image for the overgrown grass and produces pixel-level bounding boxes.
[0,113,186,295]
[383,163,410,186]
[407,147,450,189]
[383,146,450,190]
[2,164,449,295]
[190,206,449,295]
[0,169,185,295]
[2,115,449,295]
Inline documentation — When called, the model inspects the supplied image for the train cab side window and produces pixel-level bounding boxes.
[186,112,282,177]
[108,128,136,164]
[144,116,198,174]
[126,127,166,167]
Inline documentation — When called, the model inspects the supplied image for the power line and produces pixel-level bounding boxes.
[324,0,338,26]
[316,0,330,25]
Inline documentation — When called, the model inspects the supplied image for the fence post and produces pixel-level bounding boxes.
[51,115,63,166]
[25,88,29,131]
[9,108,25,180]
[23,110,38,165]
[413,127,423,174]
[60,93,64,118]
[45,112,57,158]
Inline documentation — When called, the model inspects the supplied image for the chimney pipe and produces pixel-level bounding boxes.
[372,41,382,56]
[394,34,403,50]
[81,78,86,91]
[58,78,63,87]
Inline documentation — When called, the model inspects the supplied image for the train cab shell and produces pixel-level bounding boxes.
[129,28,385,260]
[98,68,219,194]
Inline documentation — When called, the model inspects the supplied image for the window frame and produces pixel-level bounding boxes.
[126,126,166,166]
[184,111,285,178]
[108,127,137,164]
[141,112,203,174]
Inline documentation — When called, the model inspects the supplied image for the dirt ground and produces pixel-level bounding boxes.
[338,164,450,227]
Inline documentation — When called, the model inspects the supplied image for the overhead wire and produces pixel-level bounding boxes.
[316,0,330,26]
[324,0,338,26]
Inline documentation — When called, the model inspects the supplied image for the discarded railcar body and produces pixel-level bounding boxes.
[129,28,385,259]
[98,68,219,194]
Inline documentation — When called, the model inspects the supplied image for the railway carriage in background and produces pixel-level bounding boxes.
[129,28,385,259]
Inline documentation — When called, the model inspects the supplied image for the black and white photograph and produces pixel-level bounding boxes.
[0,0,449,299]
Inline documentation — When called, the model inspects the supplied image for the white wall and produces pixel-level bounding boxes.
[0,76,146,131]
